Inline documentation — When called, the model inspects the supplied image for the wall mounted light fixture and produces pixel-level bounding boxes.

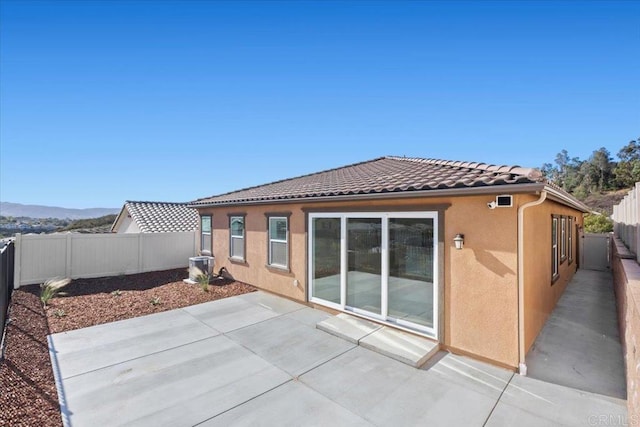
[453,234,464,250]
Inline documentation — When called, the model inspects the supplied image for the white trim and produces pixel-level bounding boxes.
[560,216,567,260]
[268,216,288,268]
[381,217,389,319]
[230,216,245,260]
[308,211,439,339]
[517,190,547,375]
[200,215,212,255]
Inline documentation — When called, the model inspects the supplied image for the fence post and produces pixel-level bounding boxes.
[66,233,73,279]
[138,233,144,273]
[13,234,21,289]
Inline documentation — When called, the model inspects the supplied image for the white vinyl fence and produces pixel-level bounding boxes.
[612,182,640,263]
[14,232,198,288]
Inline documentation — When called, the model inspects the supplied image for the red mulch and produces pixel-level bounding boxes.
[0,269,256,426]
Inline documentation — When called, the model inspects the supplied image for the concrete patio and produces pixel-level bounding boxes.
[49,285,627,426]
[526,269,626,399]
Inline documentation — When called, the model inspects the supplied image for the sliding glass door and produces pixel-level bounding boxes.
[309,212,438,337]
[310,217,341,305]
[347,218,382,315]
[387,218,434,328]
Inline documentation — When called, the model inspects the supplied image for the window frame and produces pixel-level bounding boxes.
[551,215,559,284]
[229,215,246,261]
[267,216,289,269]
[200,215,212,255]
[568,216,574,265]
[560,216,567,263]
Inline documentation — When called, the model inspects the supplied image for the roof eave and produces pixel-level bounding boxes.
[543,185,591,213]
[110,204,129,233]
[189,183,550,208]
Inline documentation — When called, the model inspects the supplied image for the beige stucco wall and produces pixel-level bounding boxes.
[197,192,582,368]
[521,195,583,353]
[200,203,308,301]
[445,195,519,367]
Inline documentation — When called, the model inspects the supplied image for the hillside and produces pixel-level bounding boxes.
[582,189,629,215]
[59,215,118,233]
[0,202,119,219]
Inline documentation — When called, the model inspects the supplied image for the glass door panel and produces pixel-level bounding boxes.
[346,218,382,315]
[311,218,341,304]
[388,218,434,328]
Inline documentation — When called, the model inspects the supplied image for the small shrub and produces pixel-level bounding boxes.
[53,309,66,318]
[189,266,211,292]
[111,289,122,297]
[40,278,71,308]
[150,296,161,306]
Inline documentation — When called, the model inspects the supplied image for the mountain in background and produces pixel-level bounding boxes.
[0,202,120,220]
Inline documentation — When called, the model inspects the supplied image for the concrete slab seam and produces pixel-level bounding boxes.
[292,346,358,380]
[56,334,222,381]
[191,378,295,426]
[216,311,293,334]
[178,307,225,333]
[482,372,515,426]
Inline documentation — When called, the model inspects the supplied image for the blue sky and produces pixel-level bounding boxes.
[1,1,638,209]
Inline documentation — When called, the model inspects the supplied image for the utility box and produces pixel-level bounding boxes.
[188,256,214,281]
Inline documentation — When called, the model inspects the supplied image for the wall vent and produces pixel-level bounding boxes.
[496,195,513,207]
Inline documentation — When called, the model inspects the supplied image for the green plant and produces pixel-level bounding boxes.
[53,308,66,318]
[40,278,71,308]
[584,213,614,233]
[111,289,122,297]
[150,296,161,306]
[189,266,211,292]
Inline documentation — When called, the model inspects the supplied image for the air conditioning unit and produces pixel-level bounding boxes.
[189,256,214,281]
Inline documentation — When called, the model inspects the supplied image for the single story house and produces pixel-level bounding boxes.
[111,201,199,234]
[189,156,590,372]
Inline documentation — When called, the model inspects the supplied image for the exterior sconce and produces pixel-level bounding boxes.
[453,234,464,250]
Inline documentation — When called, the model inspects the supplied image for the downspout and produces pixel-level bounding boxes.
[517,190,547,375]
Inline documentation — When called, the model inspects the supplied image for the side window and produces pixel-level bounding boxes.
[551,216,559,283]
[568,216,573,264]
[200,215,212,255]
[268,217,288,268]
[230,216,245,260]
[560,216,567,262]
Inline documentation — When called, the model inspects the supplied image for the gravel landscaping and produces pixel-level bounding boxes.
[0,268,256,426]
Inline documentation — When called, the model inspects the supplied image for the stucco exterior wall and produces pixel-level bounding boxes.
[196,192,581,368]
[445,195,519,367]
[200,203,308,302]
[521,195,583,353]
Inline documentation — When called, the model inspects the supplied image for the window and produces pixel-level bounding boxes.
[200,215,212,255]
[268,217,288,268]
[560,216,567,262]
[568,216,573,264]
[552,216,559,283]
[230,216,245,260]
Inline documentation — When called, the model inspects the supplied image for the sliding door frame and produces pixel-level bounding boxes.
[308,211,439,339]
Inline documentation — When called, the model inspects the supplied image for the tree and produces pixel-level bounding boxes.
[541,149,583,193]
[614,138,640,188]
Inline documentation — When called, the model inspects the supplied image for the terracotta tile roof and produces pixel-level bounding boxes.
[192,156,546,206]
[115,201,199,233]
